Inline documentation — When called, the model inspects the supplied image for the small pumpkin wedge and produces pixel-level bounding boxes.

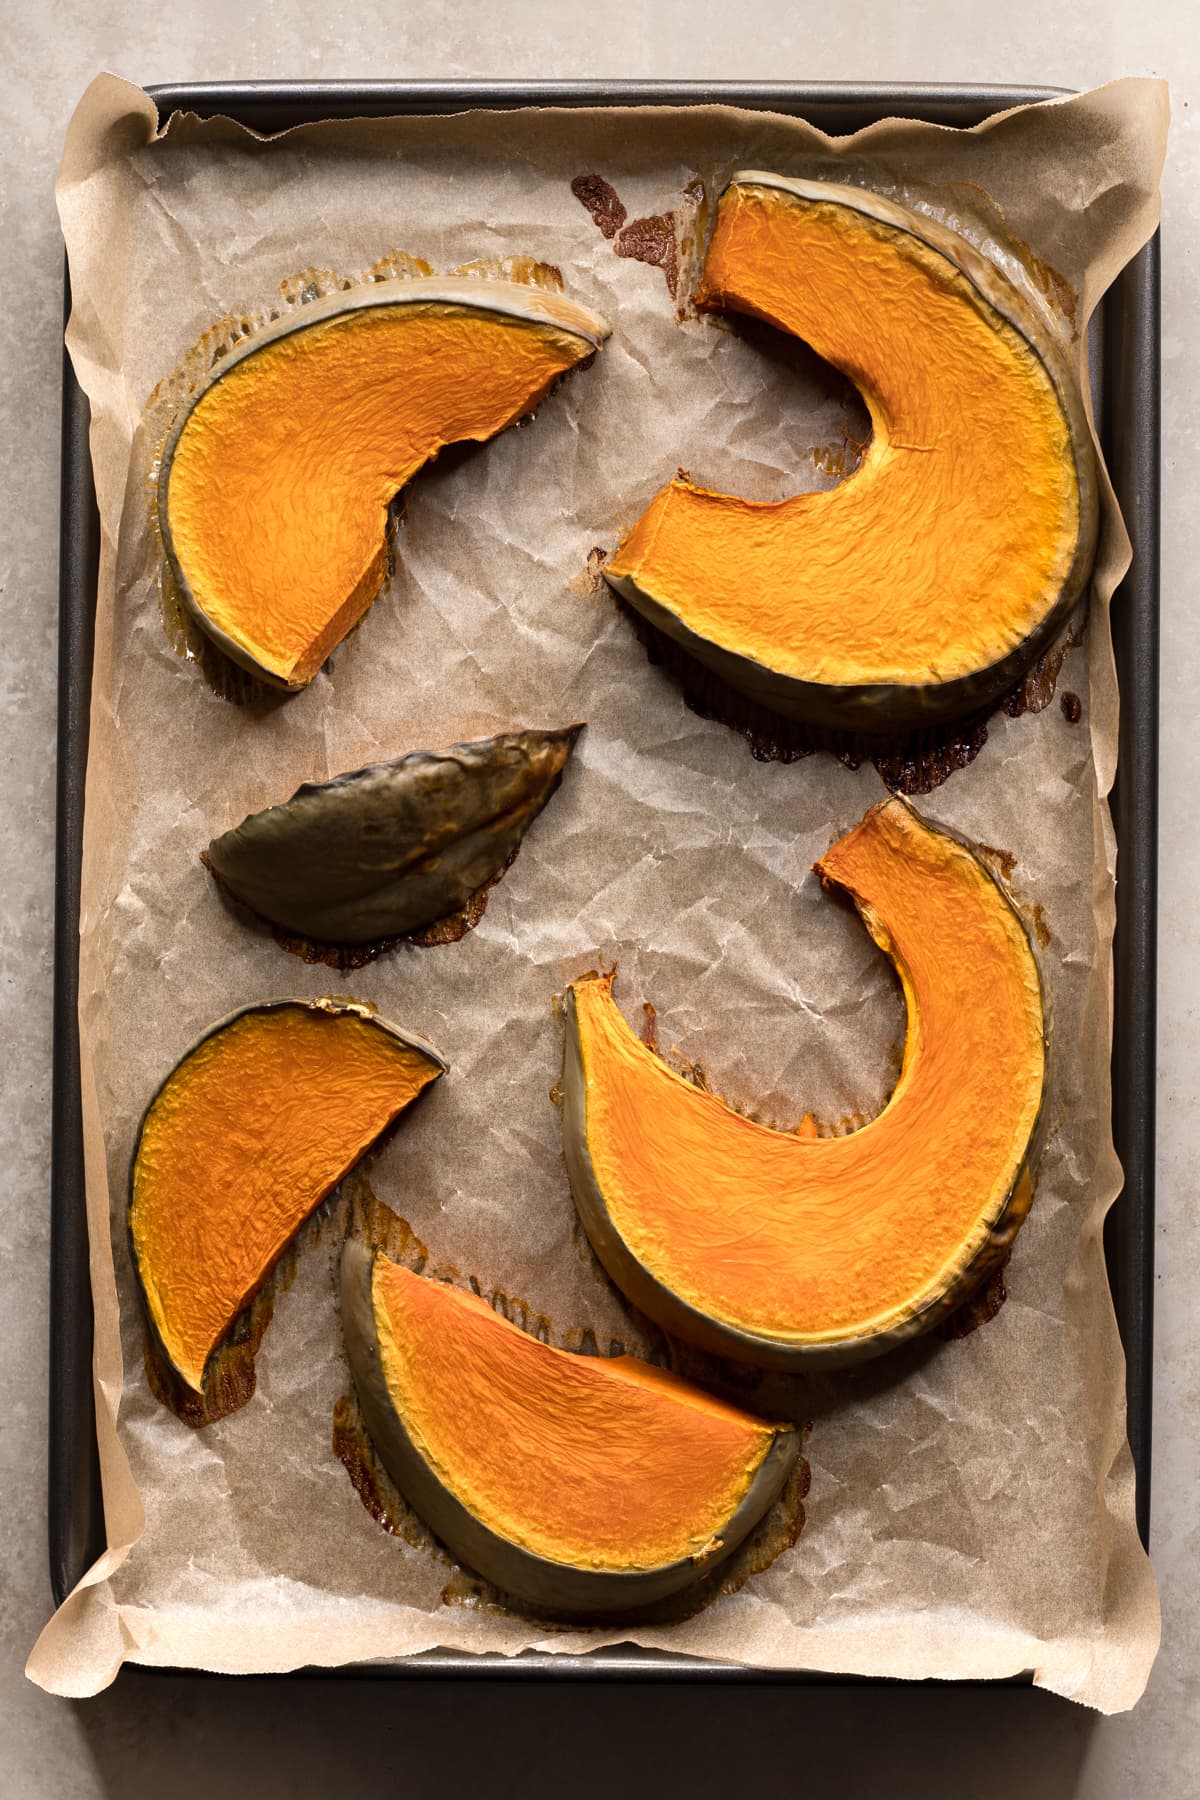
[341,1241,799,1611]
[130,999,445,1393]
[159,277,610,688]
[562,797,1045,1370]
[207,725,582,945]
[605,173,1097,733]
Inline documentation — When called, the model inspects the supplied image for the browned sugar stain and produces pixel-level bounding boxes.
[795,1109,880,1140]
[570,1213,632,1293]
[669,1051,709,1092]
[572,172,684,298]
[571,173,627,239]
[409,845,522,946]
[453,254,564,292]
[638,1000,659,1051]
[269,925,409,971]
[937,1258,1010,1340]
[685,1450,810,1614]
[811,404,870,482]
[202,843,520,970]
[615,213,680,298]
[864,719,990,797]
[619,598,1086,797]
[465,1279,555,1346]
[567,545,611,599]
[812,443,848,478]
[936,1170,1043,1346]
[1001,619,1086,719]
[342,1171,430,1270]
[561,1323,636,1360]
[342,1186,570,1339]
[1027,902,1053,949]
[674,176,711,319]
[1061,689,1083,723]
[143,1282,277,1428]
[158,566,280,708]
[333,1391,449,1555]
[1015,239,1079,337]
[976,842,1019,882]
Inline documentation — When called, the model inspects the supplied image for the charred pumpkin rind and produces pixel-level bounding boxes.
[158,276,611,690]
[340,1239,800,1613]
[561,799,1047,1371]
[206,726,583,946]
[130,998,446,1395]
[605,173,1098,735]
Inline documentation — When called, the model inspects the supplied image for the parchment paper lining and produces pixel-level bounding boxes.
[29,75,1166,1711]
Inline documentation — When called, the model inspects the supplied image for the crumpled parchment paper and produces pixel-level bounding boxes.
[29,74,1166,1710]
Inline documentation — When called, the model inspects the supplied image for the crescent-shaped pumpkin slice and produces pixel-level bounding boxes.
[341,1241,800,1611]
[130,999,446,1394]
[562,797,1045,1369]
[159,277,611,688]
[604,174,1097,733]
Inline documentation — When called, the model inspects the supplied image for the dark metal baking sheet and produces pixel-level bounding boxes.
[50,82,1158,1682]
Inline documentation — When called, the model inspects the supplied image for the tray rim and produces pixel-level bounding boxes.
[50,77,1158,1685]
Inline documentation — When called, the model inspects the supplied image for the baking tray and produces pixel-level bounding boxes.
[49,82,1160,1682]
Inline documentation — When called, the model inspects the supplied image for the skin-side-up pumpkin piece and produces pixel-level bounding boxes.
[341,1241,801,1612]
[130,999,445,1396]
[159,277,611,689]
[562,796,1046,1371]
[604,173,1097,735]
[206,726,582,946]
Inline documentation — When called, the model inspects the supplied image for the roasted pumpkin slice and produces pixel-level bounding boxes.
[159,277,611,688]
[341,1241,800,1611]
[563,798,1045,1369]
[605,174,1097,733]
[207,726,582,945]
[131,999,445,1393]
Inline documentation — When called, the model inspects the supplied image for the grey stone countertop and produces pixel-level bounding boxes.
[1,3,1195,1793]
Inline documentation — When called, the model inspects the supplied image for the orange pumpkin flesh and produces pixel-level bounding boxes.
[341,1243,799,1608]
[130,1001,445,1392]
[562,798,1045,1368]
[160,278,610,688]
[605,175,1096,732]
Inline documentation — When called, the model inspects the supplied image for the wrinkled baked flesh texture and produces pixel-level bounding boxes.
[605,175,1097,734]
[207,726,582,945]
[562,797,1045,1370]
[130,1001,445,1392]
[341,1241,800,1612]
[159,277,610,688]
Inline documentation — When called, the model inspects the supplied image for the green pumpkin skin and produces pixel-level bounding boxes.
[208,725,582,945]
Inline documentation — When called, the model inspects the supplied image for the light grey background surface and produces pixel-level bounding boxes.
[2,2,1194,1793]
